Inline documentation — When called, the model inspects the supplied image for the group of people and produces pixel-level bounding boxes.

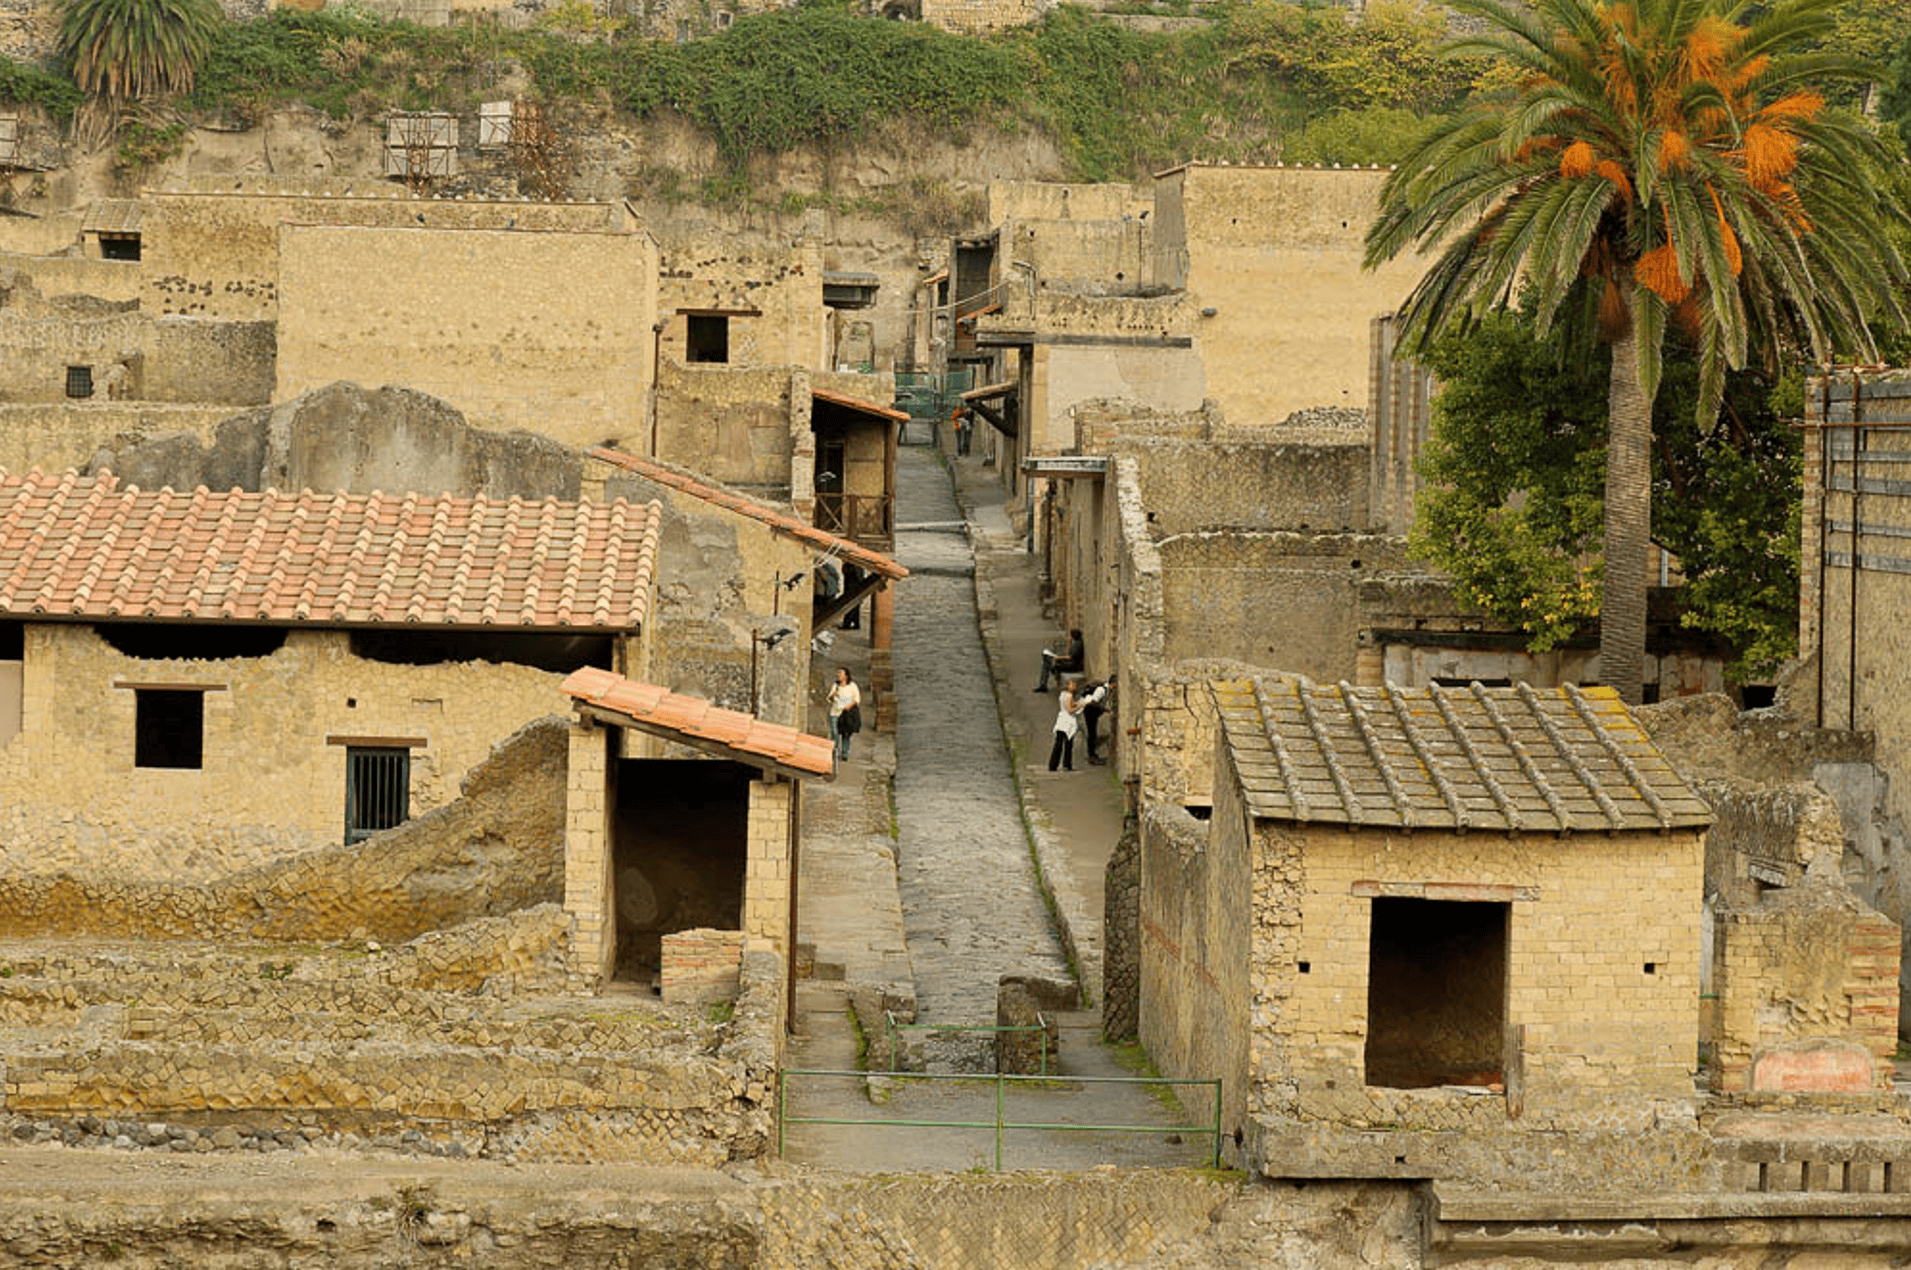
[1034,628,1114,772]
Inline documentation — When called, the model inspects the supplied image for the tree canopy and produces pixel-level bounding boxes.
[1366,0,1911,703]
[58,0,225,100]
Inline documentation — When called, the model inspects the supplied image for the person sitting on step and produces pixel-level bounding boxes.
[1034,628,1084,693]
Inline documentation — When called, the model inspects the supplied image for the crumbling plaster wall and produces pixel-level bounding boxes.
[1710,883,1900,1094]
[654,362,803,494]
[275,223,655,450]
[0,622,588,881]
[0,402,235,475]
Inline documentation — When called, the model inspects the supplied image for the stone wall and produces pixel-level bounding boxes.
[658,236,826,371]
[986,180,1154,228]
[0,400,234,474]
[1158,531,1408,683]
[1126,434,1371,535]
[0,715,569,942]
[1101,815,1140,1040]
[141,188,628,322]
[603,462,814,728]
[1711,884,1900,1093]
[1139,773,1254,1142]
[1152,164,1423,427]
[1,254,144,302]
[0,623,587,881]
[0,303,274,408]
[275,223,655,450]
[654,362,802,493]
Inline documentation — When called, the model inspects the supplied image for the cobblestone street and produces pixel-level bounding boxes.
[890,443,1072,1036]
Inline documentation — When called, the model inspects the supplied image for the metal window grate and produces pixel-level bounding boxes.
[345,746,410,843]
[66,366,93,399]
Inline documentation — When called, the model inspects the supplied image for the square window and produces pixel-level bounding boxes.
[66,366,93,399]
[686,314,730,364]
[135,689,204,769]
[99,233,140,262]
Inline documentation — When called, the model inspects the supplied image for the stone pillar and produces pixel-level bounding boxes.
[742,776,793,954]
[871,586,897,734]
[1353,634,1385,688]
[563,718,616,989]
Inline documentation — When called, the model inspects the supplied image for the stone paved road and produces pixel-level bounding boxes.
[890,445,1071,1044]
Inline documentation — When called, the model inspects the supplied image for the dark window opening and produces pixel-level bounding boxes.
[686,314,730,364]
[135,689,204,770]
[1740,685,1777,710]
[66,365,93,399]
[345,746,410,843]
[1365,896,1508,1089]
[1184,804,1213,821]
[1642,682,1662,705]
[99,233,141,261]
[1432,676,1512,689]
[0,622,20,659]
[349,629,614,673]
[611,758,752,985]
[97,623,287,661]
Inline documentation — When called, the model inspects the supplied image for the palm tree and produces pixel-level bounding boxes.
[59,0,224,102]
[1366,0,1909,705]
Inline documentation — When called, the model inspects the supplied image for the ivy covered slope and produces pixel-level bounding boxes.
[0,0,1486,176]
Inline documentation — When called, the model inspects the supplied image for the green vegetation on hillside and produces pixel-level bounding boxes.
[2,0,1495,179]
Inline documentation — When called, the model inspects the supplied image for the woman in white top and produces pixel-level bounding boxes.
[1048,678,1083,772]
[827,668,862,761]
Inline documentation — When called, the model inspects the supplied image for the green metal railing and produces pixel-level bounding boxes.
[895,369,976,432]
[882,1010,1051,1077]
[776,1069,1224,1171]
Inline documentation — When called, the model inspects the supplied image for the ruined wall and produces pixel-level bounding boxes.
[1264,820,1704,1129]
[918,0,1045,33]
[1109,456,1164,778]
[658,236,826,371]
[1139,772,1255,1145]
[0,401,234,475]
[998,215,1151,292]
[1,255,143,302]
[1127,433,1370,534]
[1031,340,1205,456]
[140,188,628,321]
[0,306,274,407]
[1711,884,1900,1094]
[0,623,587,881]
[653,362,801,493]
[1158,531,1408,683]
[603,465,813,727]
[986,180,1153,227]
[275,223,655,450]
[1153,164,1421,426]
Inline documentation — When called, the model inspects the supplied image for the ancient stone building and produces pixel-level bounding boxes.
[1142,676,1712,1177]
[0,465,660,878]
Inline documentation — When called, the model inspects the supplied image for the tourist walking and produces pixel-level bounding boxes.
[827,668,861,762]
[1048,679,1083,772]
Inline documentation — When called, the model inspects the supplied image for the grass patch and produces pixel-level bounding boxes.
[704,998,736,1025]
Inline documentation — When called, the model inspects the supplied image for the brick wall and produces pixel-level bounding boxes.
[564,718,616,985]
[743,776,794,953]
[661,927,746,1004]
[1711,884,1901,1093]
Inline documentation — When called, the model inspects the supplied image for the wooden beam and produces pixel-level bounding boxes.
[812,574,886,632]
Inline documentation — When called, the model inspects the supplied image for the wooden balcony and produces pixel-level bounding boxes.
[814,492,894,550]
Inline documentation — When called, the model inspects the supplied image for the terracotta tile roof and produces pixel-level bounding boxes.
[0,467,662,631]
[1213,679,1713,834]
[811,387,910,423]
[589,448,908,582]
[562,666,836,780]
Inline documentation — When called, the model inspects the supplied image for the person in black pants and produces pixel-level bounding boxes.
[1080,675,1115,764]
[1034,628,1084,692]
[1048,680,1083,771]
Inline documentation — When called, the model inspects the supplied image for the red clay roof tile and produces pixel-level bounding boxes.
[561,668,835,779]
[0,468,662,632]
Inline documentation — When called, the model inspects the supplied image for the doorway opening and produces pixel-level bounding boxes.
[1364,897,1509,1089]
[611,758,751,985]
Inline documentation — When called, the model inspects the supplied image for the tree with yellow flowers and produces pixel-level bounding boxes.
[1366,0,1910,705]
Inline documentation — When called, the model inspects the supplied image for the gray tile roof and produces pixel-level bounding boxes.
[1213,679,1713,833]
